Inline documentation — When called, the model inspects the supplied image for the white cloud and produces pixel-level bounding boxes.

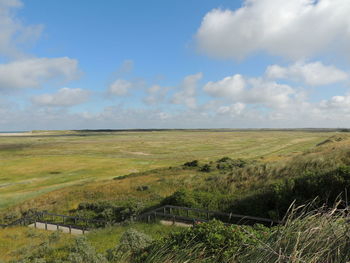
[108,79,132,96]
[196,0,350,60]
[204,74,245,98]
[31,87,90,107]
[204,74,296,108]
[0,57,80,91]
[0,0,43,58]
[143,85,169,105]
[266,61,348,86]
[171,72,202,109]
[217,103,246,116]
[319,95,350,110]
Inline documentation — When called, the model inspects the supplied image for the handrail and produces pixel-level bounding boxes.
[138,205,281,225]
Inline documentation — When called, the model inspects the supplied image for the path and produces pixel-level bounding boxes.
[28,222,88,235]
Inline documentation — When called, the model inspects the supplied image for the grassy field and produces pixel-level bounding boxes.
[0,130,334,212]
[1,129,350,262]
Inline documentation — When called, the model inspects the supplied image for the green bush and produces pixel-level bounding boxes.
[183,160,199,167]
[74,200,146,223]
[200,164,211,172]
[137,220,270,263]
[106,228,153,262]
[216,157,247,171]
[229,166,350,219]
[160,189,232,211]
[67,236,108,263]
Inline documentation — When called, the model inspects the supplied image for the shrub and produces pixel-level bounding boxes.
[67,236,108,263]
[107,229,153,262]
[160,190,197,208]
[137,220,270,263]
[183,160,199,167]
[229,166,350,219]
[74,200,146,223]
[216,157,247,170]
[200,164,211,172]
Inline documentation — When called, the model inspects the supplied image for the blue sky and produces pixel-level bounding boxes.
[1,0,350,130]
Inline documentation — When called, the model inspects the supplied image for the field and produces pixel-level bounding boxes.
[0,130,333,212]
[1,129,350,262]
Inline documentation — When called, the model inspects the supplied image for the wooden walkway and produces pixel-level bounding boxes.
[138,205,280,226]
[1,205,280,234]
[28,222,87,235]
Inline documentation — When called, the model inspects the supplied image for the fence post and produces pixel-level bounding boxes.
[45,222,47,230]
[69,225,71,234]
[57,224,59,230]
[172,216,175,225]
[147,215,151,223]
[207,212,210,220]
[163,207,166,214]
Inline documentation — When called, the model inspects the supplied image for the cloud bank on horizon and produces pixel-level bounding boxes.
[0,0,350,130]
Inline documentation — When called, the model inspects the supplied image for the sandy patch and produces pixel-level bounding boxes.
[122,151,151,156]
[0,132,31,136]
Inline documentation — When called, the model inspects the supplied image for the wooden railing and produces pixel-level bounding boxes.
[0,211,108,234]
[1,205,280,234]
[137,205,281,226]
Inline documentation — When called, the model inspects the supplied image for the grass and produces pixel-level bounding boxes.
[0,130,349,262]
[0,130,334,211]
[0,227,74,262]
[86,222,183,253]
[0,222,182,262]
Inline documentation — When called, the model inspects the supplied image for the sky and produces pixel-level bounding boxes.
[1,0,350,130]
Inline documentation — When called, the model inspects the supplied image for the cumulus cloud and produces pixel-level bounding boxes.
[217,103,246,116]
[266,61,348,86]
[171,72,203,109]
[319,95,350,111]
[196,0,350,60]
[108,79,132,96]
[0,57,80,91]
[0,0,43,58]
[204,74,296,108]
[31,87,90,107]
[143,85,169,105]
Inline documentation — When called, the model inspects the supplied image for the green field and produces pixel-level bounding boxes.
[1,129,350,262]
[0,130,333,212]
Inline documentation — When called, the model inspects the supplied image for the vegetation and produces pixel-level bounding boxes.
[6,205,350,263]
[1,130,350,262]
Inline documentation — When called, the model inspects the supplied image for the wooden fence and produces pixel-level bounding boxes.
[137,205,281,226]
[1,205,280,234]
[0,211,108,234]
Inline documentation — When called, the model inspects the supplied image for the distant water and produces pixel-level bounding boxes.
[0,131,27,133]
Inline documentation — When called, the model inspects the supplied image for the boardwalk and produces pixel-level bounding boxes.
[28,222,88,235]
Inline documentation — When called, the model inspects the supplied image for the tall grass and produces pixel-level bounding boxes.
[241,202,350,263]
[135,203,350,263]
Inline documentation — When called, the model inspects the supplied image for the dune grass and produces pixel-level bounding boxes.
[1,130,350,262]
[0,130,334,211]
[0,226,74,262]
